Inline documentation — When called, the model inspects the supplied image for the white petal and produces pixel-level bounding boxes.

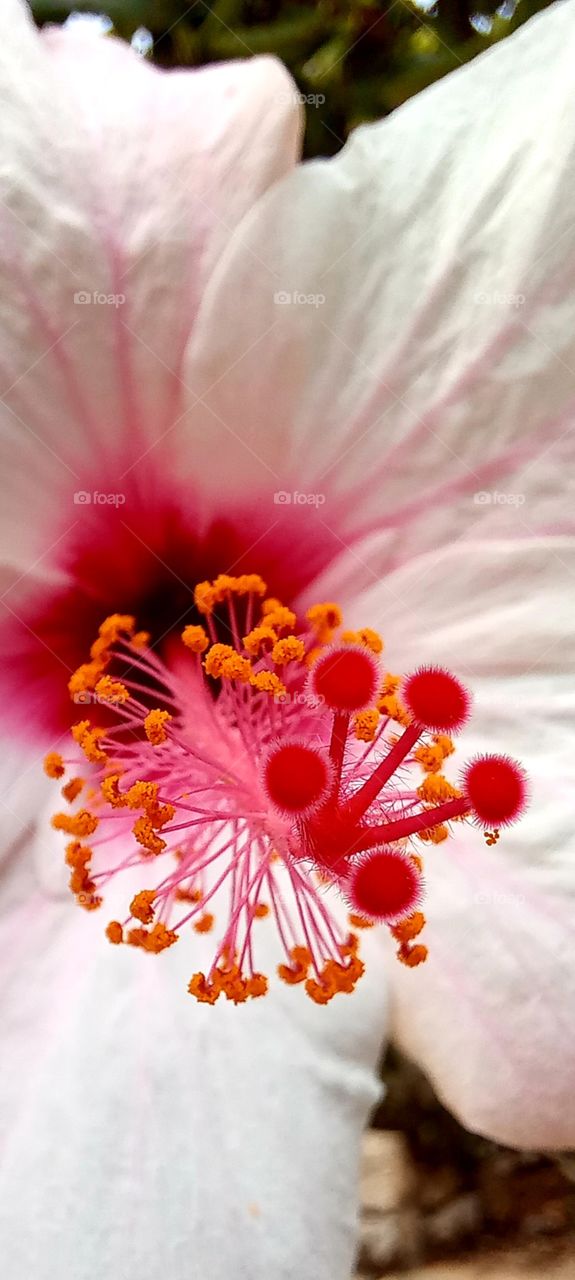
[0,1,301,566]
[348,536,575,1147]
[0,739,51,870]
[344,534,575,692]
[0,841,387,1279]
[180,0,575,583]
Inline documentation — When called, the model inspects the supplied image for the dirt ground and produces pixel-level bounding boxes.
[355,1048,575,1279]
[376,1258,575,1279]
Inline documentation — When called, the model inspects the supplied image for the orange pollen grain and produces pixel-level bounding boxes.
[193,582,217,615]
[68,661,104,696]
[306,602,343,636]
[377,692,411,727]
[247,974,268,998]
[414,743,445,774]
[418,824,449,844]
[129,889,157,924]
[95,675,130,704]
[181,624,209,654]
[342,627,383,655]
[357,627,383,655]
[127,922,177,952]
[188,972,219,1004]
[61,776,84,803]
[144,922,178,953]
[65,840,92,869]
[243,625,277,657]
[97,613,135,644]
[204,573,267,609]
[418,775,461,804]
[271,636,305,666]
[397,942,428,967]
[175,886,202,903]
[89,636,111,663]
[304,953,365,1004]
[193,912,214,934]
[147,802,176,829]
[391,911,426,943]
[348,912,375,930]
[144,709,172,745]
[204,643,236,679]
[132,816,166,856]
[43,752,65,779]
[262,606,296,632]
[249,671,286,697]
[123,780,159,811]
[71,722,108,764]
[234,574,267,598]
[277,945,311,985]
[52,809,99,837]
[220,653,252,683]
[101,774,125,807]
[353,709,379,742]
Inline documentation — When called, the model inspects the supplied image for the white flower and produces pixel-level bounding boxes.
[0,2,573,1277]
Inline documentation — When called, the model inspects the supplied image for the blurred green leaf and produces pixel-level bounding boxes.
[30,0,556,156]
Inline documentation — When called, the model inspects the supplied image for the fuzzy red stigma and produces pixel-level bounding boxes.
[309,644,379,713]
[264,741,332,816]
[403,666,470,732]
[347,848,423,924]
[462,754,526,827]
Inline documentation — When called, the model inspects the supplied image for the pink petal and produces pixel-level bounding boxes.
[0,736,51,872]
[0,0,302,568]
[0,486,343,738]
[177,0,575,592]
[348,536,575,1147]
[0,838,387,1278]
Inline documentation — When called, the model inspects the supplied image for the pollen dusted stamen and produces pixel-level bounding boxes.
[47,573,527,1002]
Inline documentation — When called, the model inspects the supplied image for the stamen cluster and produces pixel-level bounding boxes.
[46,574,526,1005]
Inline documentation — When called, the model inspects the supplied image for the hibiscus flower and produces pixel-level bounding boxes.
[0,2,573,1278]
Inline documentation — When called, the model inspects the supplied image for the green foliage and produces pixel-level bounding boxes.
[31,0,555,155]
